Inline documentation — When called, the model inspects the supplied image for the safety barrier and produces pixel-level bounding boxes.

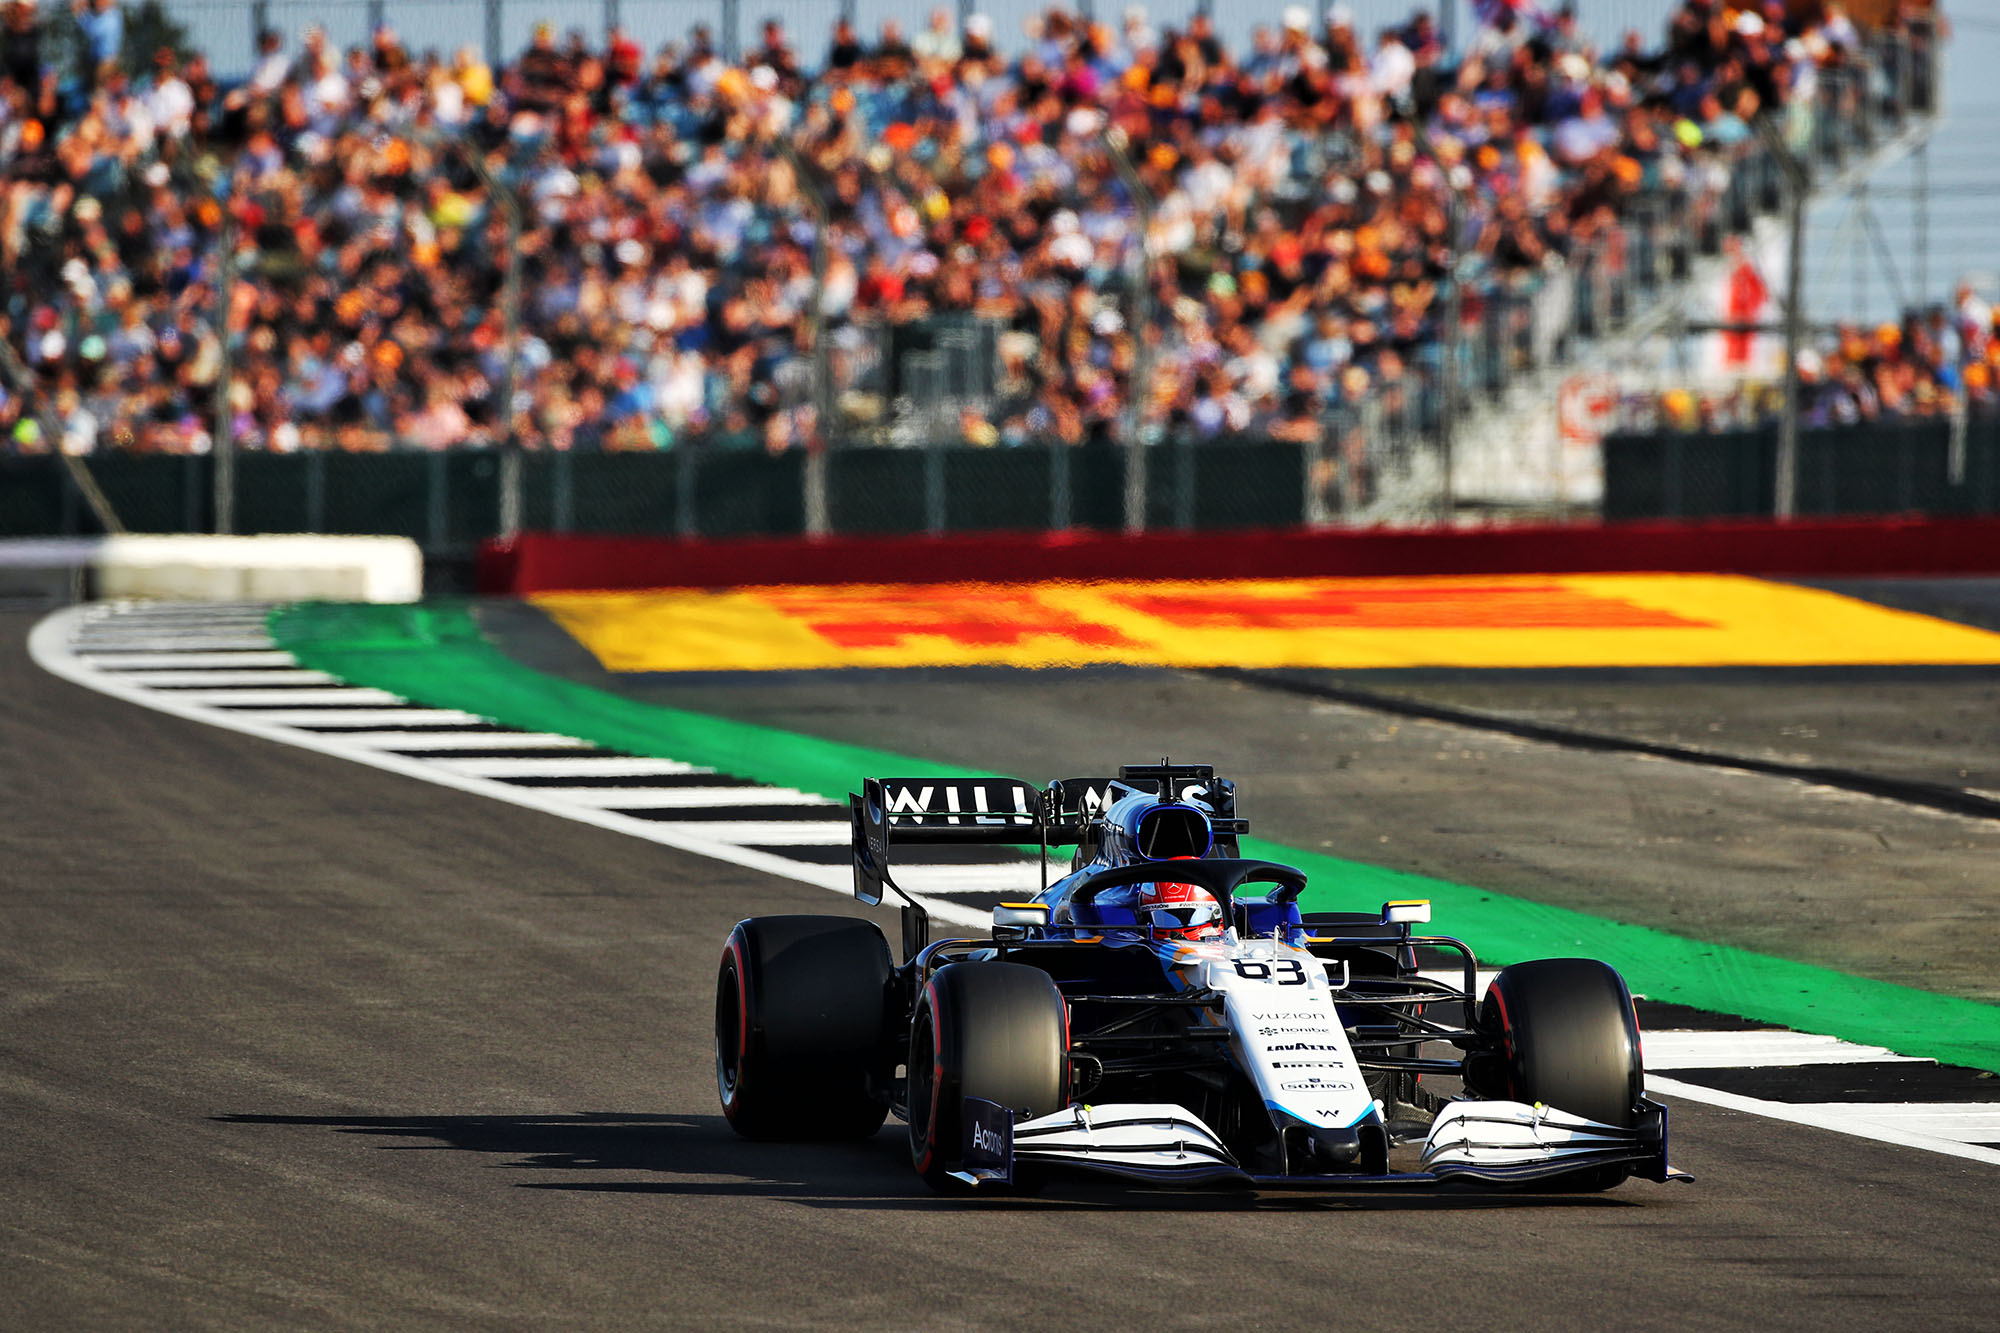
[478,516,2000,595]
[0,533,421,602]
[0,440,1316,550]
[1604,422,2000,522]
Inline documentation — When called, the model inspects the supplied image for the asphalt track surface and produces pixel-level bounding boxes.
[7,607,2000,1328]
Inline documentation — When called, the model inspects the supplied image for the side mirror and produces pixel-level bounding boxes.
[992,902,1051,941]
[1381,900,1432,927]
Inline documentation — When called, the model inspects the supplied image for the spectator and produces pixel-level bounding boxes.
[74,0,122,90]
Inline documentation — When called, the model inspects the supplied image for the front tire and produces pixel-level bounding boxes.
[907,962,1068,1192]
[716,915,892,1140]
[1473,958,1644,1191]
[1474,958,1644,1128]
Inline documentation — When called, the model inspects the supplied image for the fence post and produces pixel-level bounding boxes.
[1303,435,1329,527]
[924,442,946,536]
[553,451,574,531]
[367,0,384,36]
[250,0,268,60]
[604,0,620,44]
[486,0,503,73]
[1173,439,1195,530]
[675,448,697,536]
[305,450,326,531]
[721,0,740,62]
[58,460,80,535]
[1663,436,1683,519]
[427,452,449,550]
[1049,444,1072,531]
[1948,395,1967,489]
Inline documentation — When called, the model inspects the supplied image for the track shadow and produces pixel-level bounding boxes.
[214,1111,1642,1212]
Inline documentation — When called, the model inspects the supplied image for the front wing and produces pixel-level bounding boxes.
[949,1097,1688,1189]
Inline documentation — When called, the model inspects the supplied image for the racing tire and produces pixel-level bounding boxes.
[1474,958,1644,1190]
[716,915,892,1141]
[907,962,1069,1194]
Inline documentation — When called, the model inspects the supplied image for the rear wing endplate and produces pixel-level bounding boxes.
[850,776,1043,908]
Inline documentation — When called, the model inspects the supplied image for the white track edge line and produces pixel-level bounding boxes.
[29,605,987,931]
[1646,1074,2000,1167]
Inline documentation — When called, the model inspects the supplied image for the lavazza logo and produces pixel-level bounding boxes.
[971,1122,1007,1155]
[1263,1041,1342,1053]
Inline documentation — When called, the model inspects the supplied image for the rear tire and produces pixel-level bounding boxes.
[716,915,892,1141]
[907,962,1068,1193]
[1473,959,1644,1192]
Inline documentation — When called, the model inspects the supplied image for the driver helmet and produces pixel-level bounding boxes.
[1138,858,1224,942]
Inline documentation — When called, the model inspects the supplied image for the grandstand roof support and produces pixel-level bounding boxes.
[1104,128,1155,535]
[407,127,524,539]
[1416,125,1464,523]
[213,203,237,535]
[1757,115,1811,521]
[0,332,122,535]
[779,140,834,538]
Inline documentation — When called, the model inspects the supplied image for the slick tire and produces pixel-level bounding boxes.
[907,962,1068,1194]
[1474,958,1644,1190]
[716,915,892,1141]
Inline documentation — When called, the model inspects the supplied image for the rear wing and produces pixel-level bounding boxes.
[849,764,1251,911]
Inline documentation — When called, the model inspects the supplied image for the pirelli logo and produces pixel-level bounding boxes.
[878,778,1038,827]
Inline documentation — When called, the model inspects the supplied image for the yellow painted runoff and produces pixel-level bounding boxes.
[534,574,2000,673]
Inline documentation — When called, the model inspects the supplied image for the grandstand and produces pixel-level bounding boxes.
[0,0,1958,539]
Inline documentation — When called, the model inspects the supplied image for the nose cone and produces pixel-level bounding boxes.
[1308,1127,1361,1167]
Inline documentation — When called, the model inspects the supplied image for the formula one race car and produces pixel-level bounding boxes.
[715,762,1686,1192]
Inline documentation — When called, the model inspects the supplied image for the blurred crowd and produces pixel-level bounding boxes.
[0,0,1937,456]
[1622,287,2000,434]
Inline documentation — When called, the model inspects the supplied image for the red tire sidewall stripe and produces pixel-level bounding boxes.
[914,978,945,1174]
[723,935,751,1111]
[1489,984,1517,1102]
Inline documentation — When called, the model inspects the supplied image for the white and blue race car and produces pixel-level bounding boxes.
[716,762,1686,1192]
